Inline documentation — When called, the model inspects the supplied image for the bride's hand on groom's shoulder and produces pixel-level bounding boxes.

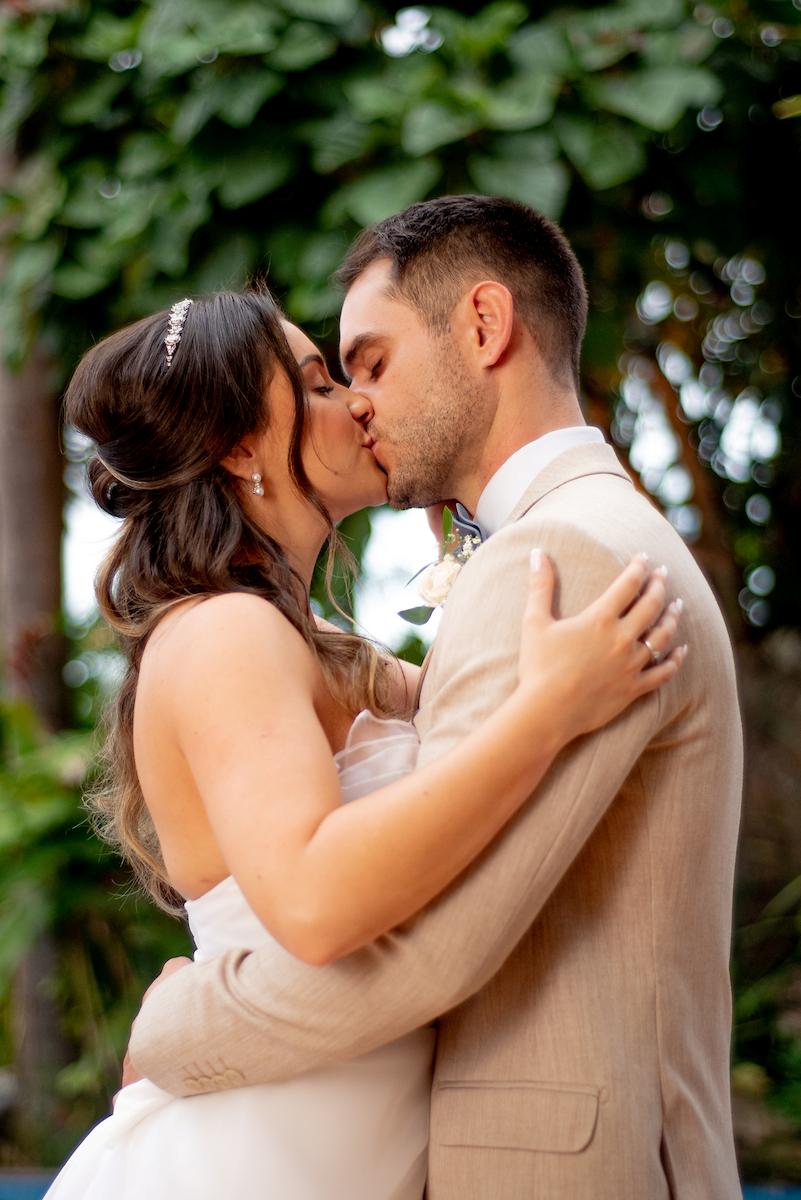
[116,956,193,1098]
[517,550,686,742]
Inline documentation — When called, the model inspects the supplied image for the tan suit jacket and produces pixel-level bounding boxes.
[131,443,743,1199]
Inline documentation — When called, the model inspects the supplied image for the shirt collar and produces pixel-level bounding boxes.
[459,427,605,540]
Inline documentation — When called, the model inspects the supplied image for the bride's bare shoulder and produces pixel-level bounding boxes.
[144,592,317,682]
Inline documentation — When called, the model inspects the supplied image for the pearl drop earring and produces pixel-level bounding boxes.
[251,472,264,497]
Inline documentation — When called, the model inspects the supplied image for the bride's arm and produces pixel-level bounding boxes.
[166,554,681,966]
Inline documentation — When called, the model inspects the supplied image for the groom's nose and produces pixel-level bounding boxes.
[347,391,374,428]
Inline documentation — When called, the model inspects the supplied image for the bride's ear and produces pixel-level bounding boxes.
[220,436,261,485]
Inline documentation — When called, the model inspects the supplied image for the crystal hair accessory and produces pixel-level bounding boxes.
[164,298,193,367]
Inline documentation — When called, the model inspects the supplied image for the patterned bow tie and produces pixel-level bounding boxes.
[452,504,485,543]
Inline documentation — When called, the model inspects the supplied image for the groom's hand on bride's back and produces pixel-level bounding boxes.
[119,956,192,1093]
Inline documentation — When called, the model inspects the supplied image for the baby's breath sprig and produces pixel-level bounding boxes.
[399,507,482,626]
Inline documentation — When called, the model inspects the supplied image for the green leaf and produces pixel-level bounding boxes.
[51,260,115,301]
[508,23,573,76]
[642,24,717,66]
[0,72,36,144]
[216,70,284,126]
[556,116,646,190]
[297,230,351,283]
[468,155,570,218]
[63,12,143,62]
[59,164,121,229]
[325,159,441,226]
[279,0,359,20]
[217,148,295,208]
[442,507,454,542]
[285,282,341,322]
[299,112,374,174]
[58,71,127,127]
[172,68,284,142]
[398,606,435,626]
[0,12,53,69]
[270,22,337,71]
[344,60,444,121]
[3,238,60,293]
[190,234,258,292]
[118,133,175,179]
[0,878,51,982]
[402,102,480,156]
[484,72,560,131]
[144,186,212,278]
[8,155,67,239]
[774,95,801,120]
[586,67,723,132]
[430,3,528,63]
[139,1,281,72]
[493,132,559,163]
[171,89,217,144]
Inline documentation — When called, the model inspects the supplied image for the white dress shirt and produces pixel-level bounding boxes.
[461,426,605,541]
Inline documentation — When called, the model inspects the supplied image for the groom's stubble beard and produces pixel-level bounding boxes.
[382,340,487,510]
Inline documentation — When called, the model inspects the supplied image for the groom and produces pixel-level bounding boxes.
[130,196,743,1198]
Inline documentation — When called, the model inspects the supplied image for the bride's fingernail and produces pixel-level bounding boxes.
[671,597,684,615]
[530,548,543,571]
[654,564,669,578]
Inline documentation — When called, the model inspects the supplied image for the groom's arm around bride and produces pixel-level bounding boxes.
[131,444,742,1199]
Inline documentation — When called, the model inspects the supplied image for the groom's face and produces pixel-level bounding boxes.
[339,259,482,509]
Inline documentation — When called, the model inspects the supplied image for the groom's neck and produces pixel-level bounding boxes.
[455,370,586,513]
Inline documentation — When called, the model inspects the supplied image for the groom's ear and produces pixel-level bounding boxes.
[460,281,515,368]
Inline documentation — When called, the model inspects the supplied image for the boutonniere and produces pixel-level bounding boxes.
[399,507,482,626]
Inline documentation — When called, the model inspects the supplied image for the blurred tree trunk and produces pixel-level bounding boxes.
[0,345,72,1161]
[0,347,67,725]
[1,146,71,1159]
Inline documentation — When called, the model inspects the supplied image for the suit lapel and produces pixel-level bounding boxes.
[413,444,632,714]
[504,442,633,527]
[413,642,435,711]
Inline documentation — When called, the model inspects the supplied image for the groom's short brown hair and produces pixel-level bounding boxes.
[337,194,588,390]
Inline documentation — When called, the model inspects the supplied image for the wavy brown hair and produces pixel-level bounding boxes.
[65,289,399,912]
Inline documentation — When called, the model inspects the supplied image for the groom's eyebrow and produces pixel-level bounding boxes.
[340,332,381,380]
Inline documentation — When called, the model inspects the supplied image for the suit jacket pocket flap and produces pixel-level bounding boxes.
[434,1081,600,1154]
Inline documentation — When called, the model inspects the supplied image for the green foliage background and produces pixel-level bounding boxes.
[1,0,800,1175]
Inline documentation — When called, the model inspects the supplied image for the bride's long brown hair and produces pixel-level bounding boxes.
[65,289,399,912]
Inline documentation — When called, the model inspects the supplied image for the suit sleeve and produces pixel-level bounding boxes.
[130,519,670,1094]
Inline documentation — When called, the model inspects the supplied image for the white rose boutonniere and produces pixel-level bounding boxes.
[418,555,463,607]
[399,508,482,625]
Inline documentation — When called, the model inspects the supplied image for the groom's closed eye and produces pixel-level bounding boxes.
[340,332,386,381]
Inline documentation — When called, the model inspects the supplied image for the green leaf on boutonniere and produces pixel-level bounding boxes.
[442,505,454,545]
[398,605,435,625]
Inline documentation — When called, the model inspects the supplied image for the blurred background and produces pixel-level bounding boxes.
[0,0,799,1189]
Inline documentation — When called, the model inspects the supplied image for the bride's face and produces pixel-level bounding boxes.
[281,322,388,521]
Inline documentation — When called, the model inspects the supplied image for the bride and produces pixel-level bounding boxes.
[47,288,683,1199]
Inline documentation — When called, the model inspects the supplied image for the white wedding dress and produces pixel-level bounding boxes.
[45,712,435,1200]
